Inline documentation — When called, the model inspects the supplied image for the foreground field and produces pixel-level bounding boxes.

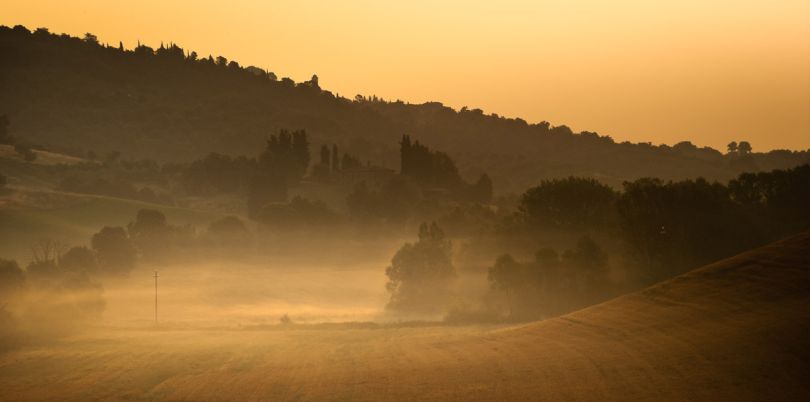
[1,232,808,401]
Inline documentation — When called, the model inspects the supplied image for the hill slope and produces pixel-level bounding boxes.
[1,25,807,192]
[1,232,808,401]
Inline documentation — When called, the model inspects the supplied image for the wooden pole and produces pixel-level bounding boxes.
[153,270,159,325]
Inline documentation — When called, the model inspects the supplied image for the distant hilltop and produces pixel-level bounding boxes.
[1,25,807,192]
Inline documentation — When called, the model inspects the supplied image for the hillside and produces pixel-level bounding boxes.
[1,25,807,192]
[1,231,807,401]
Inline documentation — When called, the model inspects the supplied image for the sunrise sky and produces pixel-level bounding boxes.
[4,0,809,151]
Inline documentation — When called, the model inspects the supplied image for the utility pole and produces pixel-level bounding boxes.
[153,270,159,325]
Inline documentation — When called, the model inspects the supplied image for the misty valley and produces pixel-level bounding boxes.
[0,24,808,401]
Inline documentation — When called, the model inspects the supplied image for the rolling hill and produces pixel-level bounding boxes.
[1,25,807,192]
[0,231,806,401]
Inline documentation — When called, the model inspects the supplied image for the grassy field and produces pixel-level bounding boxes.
[0,232,807,401]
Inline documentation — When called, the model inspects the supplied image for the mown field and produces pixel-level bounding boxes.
[1,232,807,401]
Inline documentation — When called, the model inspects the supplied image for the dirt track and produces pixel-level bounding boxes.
[1,232,808,401]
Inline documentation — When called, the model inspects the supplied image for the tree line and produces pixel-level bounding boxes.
[381,164,809,320]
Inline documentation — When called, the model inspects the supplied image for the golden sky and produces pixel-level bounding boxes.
[4,0,809,151]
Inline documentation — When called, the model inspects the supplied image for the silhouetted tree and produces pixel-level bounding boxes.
[561,235,609,302]
[82,33,98,44]
[738,141,752,154]
[386,222,456,313]
[59,246,98,274]
[617,177,756,283]
[400,135,462,189]
[520,177,616,229]
[312,144,331,180]
[259,129,310,183]
[727,141,738,154]
[729,164,810,233]
[531,247,563,313]
[91,226,136,275]
[307,74,320,89]
[488,254,523,316]
[128,209,173,262]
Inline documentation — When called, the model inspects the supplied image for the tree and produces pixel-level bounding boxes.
[729,164,810,233]
[617,177,755,283]
[128,209,173,261]
[385,222,456,313]
[738,141,752,154]
[308,74,320,89]
[561,235,608,301]
[727,141,738,154]
[259,129,310,183]
[400,135,463,189]
[91,226,136,275]
[82,33,98,44]
[487,254,523,316]
[59,246,98,274]
[531,247,562,313]
[520,177,616,229]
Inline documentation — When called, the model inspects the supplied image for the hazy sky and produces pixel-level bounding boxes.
[4,0,809,151]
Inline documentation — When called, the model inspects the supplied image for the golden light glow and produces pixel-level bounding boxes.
[3,0,809,150]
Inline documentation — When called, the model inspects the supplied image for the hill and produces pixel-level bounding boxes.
[1,25,807,192]
[1,231,807,401]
